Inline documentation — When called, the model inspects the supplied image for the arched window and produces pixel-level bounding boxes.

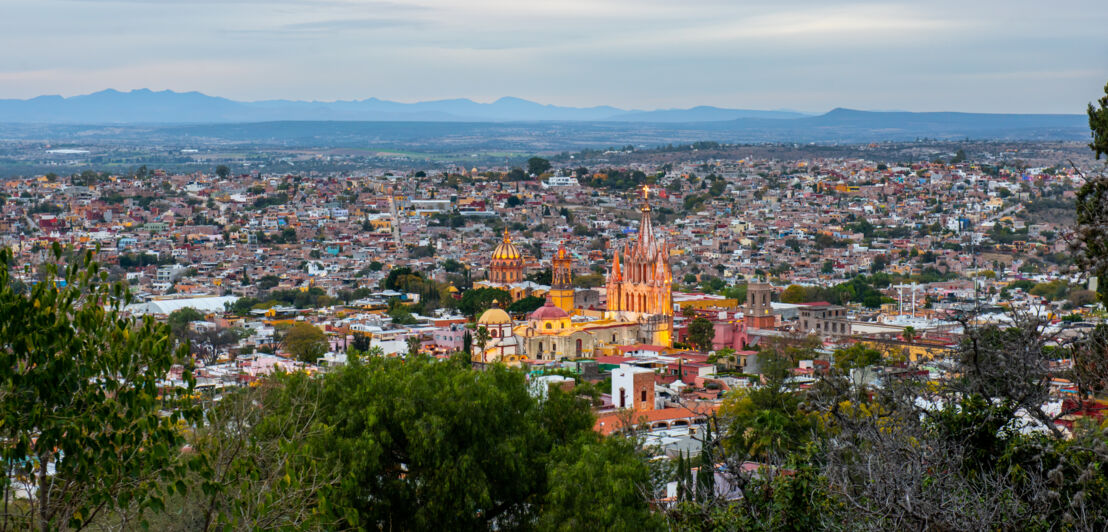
[576,339,583,357]
[491,329,499,338]
[538,341,543,354]
[545,323,552,330]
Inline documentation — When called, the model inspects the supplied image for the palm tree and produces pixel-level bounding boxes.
[902,326,916,344]
[475,326,491,360]
[406,335,422,357]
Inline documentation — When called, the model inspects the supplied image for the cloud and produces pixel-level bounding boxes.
[0,0,1105,112]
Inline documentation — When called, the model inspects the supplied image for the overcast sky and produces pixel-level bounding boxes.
[1,0,1106,113]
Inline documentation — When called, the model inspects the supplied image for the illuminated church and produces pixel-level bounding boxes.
[605,187,674,346]
[489,228,524,284]
[472,188,673,365]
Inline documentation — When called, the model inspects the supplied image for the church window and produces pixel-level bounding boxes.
[545,323,551,330]
[492,329,499,337]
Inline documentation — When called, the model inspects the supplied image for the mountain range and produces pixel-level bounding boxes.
[0,89,812,124]
[0,89,1090,145]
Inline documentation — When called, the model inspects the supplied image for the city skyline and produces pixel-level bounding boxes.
[1,0,1106,113]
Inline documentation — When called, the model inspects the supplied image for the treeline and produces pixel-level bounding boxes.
[779,275,894,308]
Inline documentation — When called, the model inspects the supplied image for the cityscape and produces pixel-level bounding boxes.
[3,0,1108,530]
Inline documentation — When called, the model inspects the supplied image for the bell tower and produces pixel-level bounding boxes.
[744,283,775,328]
[550,242,575,313]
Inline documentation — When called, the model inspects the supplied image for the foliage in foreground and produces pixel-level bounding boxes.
[0,245,201,530]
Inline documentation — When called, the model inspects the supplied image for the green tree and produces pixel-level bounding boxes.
[387,298,419,325]
[215,164,231,179]
[779,284,807,303]
[282,322,328,363]
[310,357,600,529]
[0,246,202,529]
[687,317,716,351]
[1089,81,1108,160]
[540,434,663,531]
[406,335,422,357]
[902,326,916,343]
[833,343,883,370]
[528,157,552,176]
[475,326,491,356]
[167,306,204,339]
[458,287,512,317]
[256,274,281,290]
[720,350,816,462]
[181,373,340,530]
[508,295,546,314]
[722,283,747,303]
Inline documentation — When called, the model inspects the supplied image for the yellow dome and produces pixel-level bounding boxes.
[478,307,511,325]
[492,229,521,260]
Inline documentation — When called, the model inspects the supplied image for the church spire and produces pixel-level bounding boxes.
[611,246,622,281]
[637,185,656,257]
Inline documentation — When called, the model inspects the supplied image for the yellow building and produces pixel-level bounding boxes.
[489,229,524,284]
[550,242,574,313]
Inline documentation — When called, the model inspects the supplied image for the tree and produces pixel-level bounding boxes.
[722,283,747,303]
[870,254,888,273]
[779,284,807,304]
[167,306,204,339]
[406,335,422,357]
[458,287,512,317]
[528,157,552,176]
[215,164,231,179]
[282,322,328,363]
[257,274,281,290]
[0,246,202,529]
[508,295,545,314]
[178,373,341,530]
[189,326,243,364]
[308,357,608,529]
[1089,81,1108,160]
[387,298,419,325]
[687,317,715,352]
[475,326,491,357]
[351,332,372,353]
[720,350,816,463]
[902,326,916,343]
[833,343,883,370]
[383,266,423,291]
[540,434,663,531]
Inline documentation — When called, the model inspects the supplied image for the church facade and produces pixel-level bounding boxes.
[472,189,674,364]
[605,188,674,346]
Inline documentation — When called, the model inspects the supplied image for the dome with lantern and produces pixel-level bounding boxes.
[489,229,524,283]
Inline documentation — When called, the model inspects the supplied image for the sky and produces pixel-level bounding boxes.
[0,0,1106,113]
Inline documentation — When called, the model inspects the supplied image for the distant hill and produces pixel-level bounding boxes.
[0,90,1089,144]
[0,89,805,124]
